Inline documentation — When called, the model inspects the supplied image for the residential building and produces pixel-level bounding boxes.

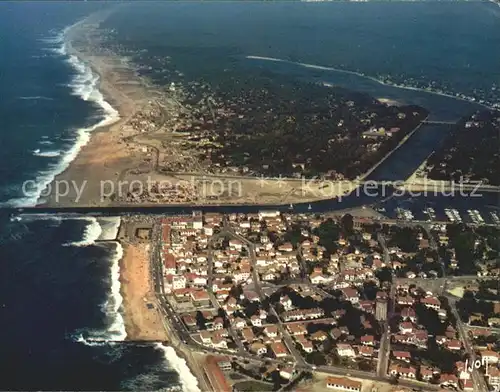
[336,343,356,358]
[375,299,387,321]
[270,342,288,358]
[325,376,362,391]
[250,342,267,356]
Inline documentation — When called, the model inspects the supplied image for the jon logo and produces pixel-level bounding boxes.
[465,356,490,373]
[465,357,500,392]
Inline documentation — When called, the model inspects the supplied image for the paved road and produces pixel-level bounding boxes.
[376,233,392,378]
[206,233,248,355]
[448,297,489,392]
[464,324,500,333]
[225,224,309,366]
[151,219,460,392]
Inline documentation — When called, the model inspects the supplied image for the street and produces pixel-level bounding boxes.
[149,217,481,392]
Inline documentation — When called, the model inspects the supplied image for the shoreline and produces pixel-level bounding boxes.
[117,219,208,391]
[38,18,496,208]
[39,14,146,207]
[247,55,500,113]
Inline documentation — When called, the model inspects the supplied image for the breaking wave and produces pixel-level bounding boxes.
[33,149,62,158]
[63,217,102,247]
[2,21,119,208]
[18,96,54,101]
[74,241,126,343]
[155,344,201,392]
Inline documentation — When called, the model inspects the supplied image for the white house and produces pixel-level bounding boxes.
[250,315,262,327]
[336,343,356,358]
[326,377,361,391]
[250,342,267,356]
[172,275,186,290]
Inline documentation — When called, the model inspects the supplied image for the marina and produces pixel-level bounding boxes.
[9,187,500,227]
[1,2,499,392]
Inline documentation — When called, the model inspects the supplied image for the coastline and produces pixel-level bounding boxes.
[32,4,499,209]
[119,243,207,391]
[39,19,496,209]
[247,55,500,113]
[117,218,208,392]
[40,16,147,207]
[6,4,498,392]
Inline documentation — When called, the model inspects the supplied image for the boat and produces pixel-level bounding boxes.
[307,204,312,211]
[404,210,414,220]
[471,210,484,223]
[490,212,500,225]
[445,208,456,222]
[289,203,293,210]
[451,209,462,222]
[423,207,436,221]
[468,210,479,224]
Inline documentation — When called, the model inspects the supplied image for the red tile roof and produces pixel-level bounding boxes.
[205,356,230,392]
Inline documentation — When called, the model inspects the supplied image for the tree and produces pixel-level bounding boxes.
[306,352,327,366]
[341,213,354,235]
[376,267,393,284]
[284,224,303,247]
[314,218,340,254]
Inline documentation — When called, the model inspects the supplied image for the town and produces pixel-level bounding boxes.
[133,209,500,392]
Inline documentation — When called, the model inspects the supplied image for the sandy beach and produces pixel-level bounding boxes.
[42,22,149,206]
[120,241,168,341]
[119,233,211,391]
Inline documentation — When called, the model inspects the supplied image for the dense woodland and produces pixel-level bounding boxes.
[426,110,500,185]
[207,73,427,179]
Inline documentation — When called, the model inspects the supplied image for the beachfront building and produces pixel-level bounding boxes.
[326,376,362,391]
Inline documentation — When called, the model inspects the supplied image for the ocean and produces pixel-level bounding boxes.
[0,214,187,391]
[0,3,186,391]
[0,1,499,390]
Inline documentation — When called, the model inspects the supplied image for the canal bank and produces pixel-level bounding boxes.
[365,122,453,181]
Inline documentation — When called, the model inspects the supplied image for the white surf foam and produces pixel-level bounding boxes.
[97,217,121,241]
[15,214,63,223]
[33,150,62,158]
[63,217,102,247]
[103,241,127,341]
[73,241,127,344]
[73,333,116,347]
[18,96,54,101]
[246,55,498,111]
[2,22,120,208]
[121,372,182,392]
[155,344,201,392]
[39,27,70,56]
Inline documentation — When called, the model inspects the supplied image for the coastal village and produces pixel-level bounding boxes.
[132,209,500,392]
[5,4,500,392]
[56,13,500,392]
